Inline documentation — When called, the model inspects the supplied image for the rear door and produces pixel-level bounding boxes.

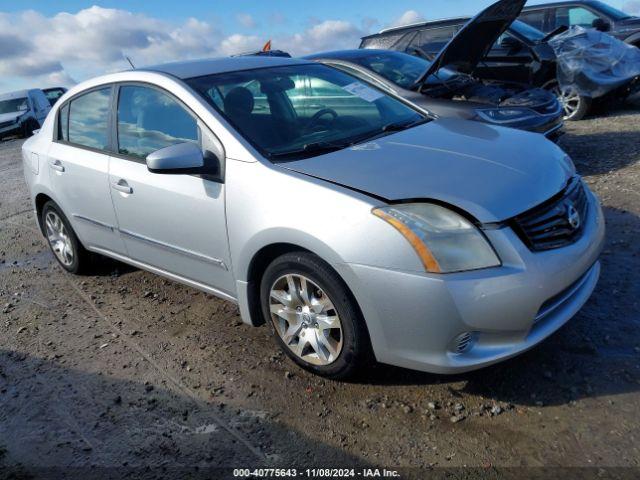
[108,83,234,295]
[47,86,126,254]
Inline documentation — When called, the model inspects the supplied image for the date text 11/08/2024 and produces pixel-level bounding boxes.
[232,468,402,477]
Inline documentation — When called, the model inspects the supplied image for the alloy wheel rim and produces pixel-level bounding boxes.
[45,211,74,266]
[554,86,581,119]
[269,274,343,366]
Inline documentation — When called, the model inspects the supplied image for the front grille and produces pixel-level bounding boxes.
[513,178,589,252]
[0,120,15,129]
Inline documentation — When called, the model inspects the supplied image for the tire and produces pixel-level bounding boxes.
[41,201,92,274]
[260,252,371,380]
[551,84,591,121]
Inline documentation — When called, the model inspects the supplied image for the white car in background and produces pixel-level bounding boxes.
[0,89,51,140]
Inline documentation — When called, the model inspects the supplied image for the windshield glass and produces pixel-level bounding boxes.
[510,20,546,42]
[187,63,427,161]
[592,1,634,20]
[0,97,28,114]
[348,51,458,89]
[44,89,65,106]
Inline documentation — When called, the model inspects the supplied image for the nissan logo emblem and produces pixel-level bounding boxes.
[566,203,581,230]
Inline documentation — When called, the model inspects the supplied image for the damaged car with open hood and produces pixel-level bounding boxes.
[307,0,563,139]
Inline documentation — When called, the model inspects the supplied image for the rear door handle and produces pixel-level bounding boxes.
[112,179,133,194]
[49,160,65,172]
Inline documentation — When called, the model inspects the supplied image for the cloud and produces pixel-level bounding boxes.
[623,1,640,14]
[0,6,371,90]
[0,35,31,59]
[389,10,425,28]
[281,20,366,55]
[236,13,257,28]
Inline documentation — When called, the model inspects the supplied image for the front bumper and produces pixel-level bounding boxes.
[338,185,605,374]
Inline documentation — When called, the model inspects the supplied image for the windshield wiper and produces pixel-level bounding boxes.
[381,118,427,132]
[268,141,350,161]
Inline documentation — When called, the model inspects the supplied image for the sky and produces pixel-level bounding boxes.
[0,0,638,92]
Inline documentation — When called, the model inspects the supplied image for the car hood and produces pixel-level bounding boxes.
[0,112,23,123]
[416,0,527,84]
[281,119,574,223]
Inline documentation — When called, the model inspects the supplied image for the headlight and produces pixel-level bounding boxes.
[373,203,500,273]
[476,107,537,124]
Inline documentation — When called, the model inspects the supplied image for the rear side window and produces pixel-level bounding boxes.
[117,85,199,158]
[520,10,547,32]
[68,88,111,150]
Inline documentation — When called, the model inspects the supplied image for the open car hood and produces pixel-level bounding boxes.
[415,0,526,85]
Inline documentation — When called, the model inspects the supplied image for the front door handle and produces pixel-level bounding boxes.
[49,160,65,172]
[112,179,133,194]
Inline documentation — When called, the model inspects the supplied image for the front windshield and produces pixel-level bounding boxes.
[187,63,427,161]
[348,51,458,89]
[591,1,635,20]
[0,98,28,114]
[510,20,546,42]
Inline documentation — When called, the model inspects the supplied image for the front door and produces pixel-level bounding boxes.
[108,84,234,295]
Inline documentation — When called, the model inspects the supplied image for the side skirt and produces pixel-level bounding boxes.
[89,246,238,304]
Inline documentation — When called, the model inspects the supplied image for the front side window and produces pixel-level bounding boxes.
[187,63,427,161]
[117,85,199,158]
[68,88,111,150]
[555,7,601,28]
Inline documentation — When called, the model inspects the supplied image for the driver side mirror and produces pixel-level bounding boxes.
[146,142,222,180]
[592,18,610,32]
[500,36,522,51]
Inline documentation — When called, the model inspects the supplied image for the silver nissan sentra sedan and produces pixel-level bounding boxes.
[22,56,605,379]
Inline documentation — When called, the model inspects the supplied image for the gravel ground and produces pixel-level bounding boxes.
[0,100,639,479]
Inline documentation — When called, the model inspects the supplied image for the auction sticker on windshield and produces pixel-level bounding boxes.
[342,82,384,102]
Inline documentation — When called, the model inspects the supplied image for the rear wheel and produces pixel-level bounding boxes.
[552,85,591,121]
[260,252,371,380]
[42,201,92,274]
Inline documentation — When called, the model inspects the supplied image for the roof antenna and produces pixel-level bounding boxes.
[124,55,136,70]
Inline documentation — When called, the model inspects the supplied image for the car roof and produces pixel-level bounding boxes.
[523,1,600,9]
[305,49,409,61]
[0,89,35,100]
[362,17,469,40]
[141,56,312,79]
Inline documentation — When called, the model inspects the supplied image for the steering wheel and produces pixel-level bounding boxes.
[304,108,338,132]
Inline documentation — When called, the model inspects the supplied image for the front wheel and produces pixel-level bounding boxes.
[260,252,371,380]
[552,85,591,121]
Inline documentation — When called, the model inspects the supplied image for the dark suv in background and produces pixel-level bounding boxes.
[361,19,558,89]
[520,1,640,47]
